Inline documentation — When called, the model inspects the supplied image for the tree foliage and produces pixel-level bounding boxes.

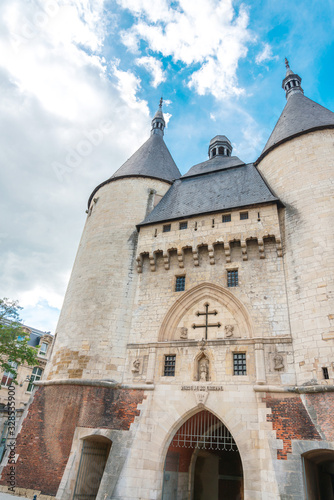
[0,298,39,383]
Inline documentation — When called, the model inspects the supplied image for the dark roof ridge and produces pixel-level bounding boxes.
[181,161,254,180]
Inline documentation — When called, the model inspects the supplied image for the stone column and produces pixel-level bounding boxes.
[255,342,266,384]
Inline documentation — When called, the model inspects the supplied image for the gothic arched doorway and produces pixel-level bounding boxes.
[162,410,243,500]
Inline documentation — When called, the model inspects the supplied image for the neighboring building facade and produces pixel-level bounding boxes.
[0,324,53,462]
[1,61,333,499]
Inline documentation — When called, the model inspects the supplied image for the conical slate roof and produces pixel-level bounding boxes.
[88,123,180,207]
[258,89,334,163]
[110,133,180,182]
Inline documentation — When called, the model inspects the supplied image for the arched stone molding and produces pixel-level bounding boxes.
[158,282,254,341]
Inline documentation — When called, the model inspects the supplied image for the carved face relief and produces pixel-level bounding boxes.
[132,358,141,373]
[179,327,188,339]
[225,325,234,337]
[273,353,284,371]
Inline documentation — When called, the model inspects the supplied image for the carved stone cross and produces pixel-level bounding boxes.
[192,303,221,339]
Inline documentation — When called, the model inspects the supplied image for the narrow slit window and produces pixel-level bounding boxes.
[233,353,246,375]
[227,270,238,287]
[322,367,329,380]
[163,224,171,233]
[179,221,188,230]
[240,212,248,220]
[175,276,185,292]
[222,214,231,223]
[164,355,176,376]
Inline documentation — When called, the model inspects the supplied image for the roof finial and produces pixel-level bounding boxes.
[151,99,166,137]
[282,59,303,100]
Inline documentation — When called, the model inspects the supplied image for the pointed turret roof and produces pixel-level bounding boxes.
[257,60,334,163]
[88,103,180,207]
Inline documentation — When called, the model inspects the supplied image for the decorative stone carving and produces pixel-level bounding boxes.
[225,324,234,337]
[198,338,207,351]
[195,390,208,407]
[199,357,209,382]
[273,352,284,371]
[179,327,188,339]
[132,359,141,373]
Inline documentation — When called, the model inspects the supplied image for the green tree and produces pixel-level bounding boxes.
[0,298,38,384]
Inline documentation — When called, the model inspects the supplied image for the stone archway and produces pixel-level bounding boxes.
[162,410,243,500]
[158,282,253,342]
[302,449,334,500]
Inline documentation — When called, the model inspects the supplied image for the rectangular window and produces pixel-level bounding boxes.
[179,221,188,230]
[222,214,231,223]
[175,276,185,292]
[1,361,18,387]
[27,367,43,392]
[39,342,48,355]
[164,355,176,376]
[163,224,171,232]
[322,367,329,380]
[227,270,238,287]
[233,353,246,375]
[240,212,248,220]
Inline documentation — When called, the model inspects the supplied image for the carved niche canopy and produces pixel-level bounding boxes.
[159,282,253,342]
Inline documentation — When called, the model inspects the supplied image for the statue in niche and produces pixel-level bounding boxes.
[225,325,234,337]
[132,359,141,373]
[273,352,284,371]
[180,327,188,340]
[199,358,209,382]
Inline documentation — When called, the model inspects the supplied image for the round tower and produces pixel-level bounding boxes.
[256,60,334,385]
[45,104,180,382]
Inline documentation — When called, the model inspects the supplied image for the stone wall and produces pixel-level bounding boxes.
[45,177,171,383]
[0,385,144,496]
[257,130,334,385]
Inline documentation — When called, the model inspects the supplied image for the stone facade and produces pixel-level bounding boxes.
[1,67,334,500]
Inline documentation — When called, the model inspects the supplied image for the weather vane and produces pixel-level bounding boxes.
[159,96,163,108]
[285,58,290,69]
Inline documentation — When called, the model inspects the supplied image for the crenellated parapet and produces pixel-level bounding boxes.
[137,203,282,273]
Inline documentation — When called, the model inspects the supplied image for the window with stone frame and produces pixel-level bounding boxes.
[233,353,246,375]
[175,275,186,292]
[27,366,43,392]
[179,221,188,230]
[227,269,238,287]
[1,361,18,387]
[164,355,176,376]
[222,214,231,223]
[39,342,48,355]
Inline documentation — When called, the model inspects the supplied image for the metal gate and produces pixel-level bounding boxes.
[170,410,238,451]
[73,440,110,500]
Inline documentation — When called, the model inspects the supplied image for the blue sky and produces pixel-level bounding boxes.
[0,0,333,332]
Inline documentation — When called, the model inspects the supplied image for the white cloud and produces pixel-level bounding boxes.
[0,0,152,331]
[135,56,166,87]
[255,43,278,65]
[118,0,252,99]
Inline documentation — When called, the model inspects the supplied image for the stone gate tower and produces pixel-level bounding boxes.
[1,62,334,500]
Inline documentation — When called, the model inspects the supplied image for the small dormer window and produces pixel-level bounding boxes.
[39,342,48,355]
